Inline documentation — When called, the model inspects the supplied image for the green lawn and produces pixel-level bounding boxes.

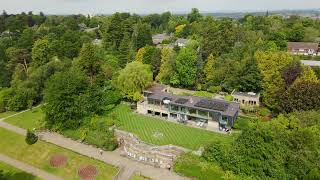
[3,104,235,150]
[4,108,43,129]
[110,104,236,150]
[0,161,39,180]
[0,127,118,180]
[0,111,16,119]
[130,174,150,180]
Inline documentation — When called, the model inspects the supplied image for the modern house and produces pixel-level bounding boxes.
[300,60,320,67]
[287,42,320,56]
[175,38,189,47]
[152,34,171,45]
[137,84,240,131]
[232,91,260,107]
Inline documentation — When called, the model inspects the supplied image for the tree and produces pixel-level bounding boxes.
[135,45,161,78]
[134,47,146,62]
[116,61,152,101]
[131,21,153,50]
[282,60,302,89]
[31,38,52,67]
[6,47,30,74]
[280,81,320,113]
[43,70,90,129]
[294,65,318,84]
[187,8,202,23]
[203,54,215,81]
[156,48,176,84]
[25,129,38,145]
[171,48,198,87]
[255,51,293,110]
[76,43,101,83]
[118,32,132,67]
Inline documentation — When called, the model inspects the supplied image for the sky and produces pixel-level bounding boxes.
[0,0,319,15]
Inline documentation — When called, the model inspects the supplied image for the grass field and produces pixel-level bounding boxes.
[0,161,39,180]
[3,104,236,150]
[0,127,118,180]
[110,104,236,150]
[0,111,16,119]
[3,108,43,129]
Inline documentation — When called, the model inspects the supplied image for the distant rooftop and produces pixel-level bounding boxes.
[288,42,319,50]
[232,91,260,98]
[301,60,320,67]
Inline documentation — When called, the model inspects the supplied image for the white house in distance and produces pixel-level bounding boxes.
[175,38,189,47]
[231,91,260,107]
[287,42,320,56]
[152,34,171,45]
[300,60,320,67]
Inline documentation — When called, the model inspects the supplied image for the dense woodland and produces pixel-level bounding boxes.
[0,9,320,179]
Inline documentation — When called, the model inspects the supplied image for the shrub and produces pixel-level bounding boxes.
[207,86,222,93]
[25,129,38,145]
[224,95,233,101]
[174,153,225,180]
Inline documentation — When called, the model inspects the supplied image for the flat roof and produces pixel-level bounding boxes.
[146,91,239,117]
[232,91,260,98]
[301,60,320,67]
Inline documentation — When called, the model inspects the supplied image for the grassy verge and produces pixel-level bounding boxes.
[0,111,16,119]
[130,174,150,180]
[4,108,43,129]
[173,153,225,180]
[0,127,118,180]
[0,161,40,180]
[109,104,236,150]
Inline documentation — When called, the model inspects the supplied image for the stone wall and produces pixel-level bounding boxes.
[114,129,188,169]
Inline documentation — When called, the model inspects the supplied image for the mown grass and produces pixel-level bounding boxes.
[0,127,118,180]
[0,161,40,180]
[110,104,236,150]
[0,111,16,119]
[3,108,43,130]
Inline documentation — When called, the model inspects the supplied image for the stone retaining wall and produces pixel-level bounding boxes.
[114,129,188,169]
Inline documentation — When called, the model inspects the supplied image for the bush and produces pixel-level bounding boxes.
[174,153,225,180]
[224,95,233,101]
[207,86,222,93]
[25,129,38,145]
[258,107,271,117]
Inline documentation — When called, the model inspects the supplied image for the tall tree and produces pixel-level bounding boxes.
[203,54,215,82]
[118,32,132,67]
[187,8,202,23]
[131,21,153,50]
[156,48,176,84]
[171,48,198,87]
[255,51,293,110]
[76,43,101,83]
[116,61,152,101]
[31,38,52,67]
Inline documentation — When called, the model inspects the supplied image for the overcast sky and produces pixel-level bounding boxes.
[0,0,319,15]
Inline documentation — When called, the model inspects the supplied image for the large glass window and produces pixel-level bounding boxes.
[189,108,197,115]
[198,110,208,117]
[171,105,179,111]
[180,107,187,113]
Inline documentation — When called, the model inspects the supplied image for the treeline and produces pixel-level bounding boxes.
[1,9,320,124]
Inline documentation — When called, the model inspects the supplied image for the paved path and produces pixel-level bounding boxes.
[0,115,188,180]
[0,154,62,180]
